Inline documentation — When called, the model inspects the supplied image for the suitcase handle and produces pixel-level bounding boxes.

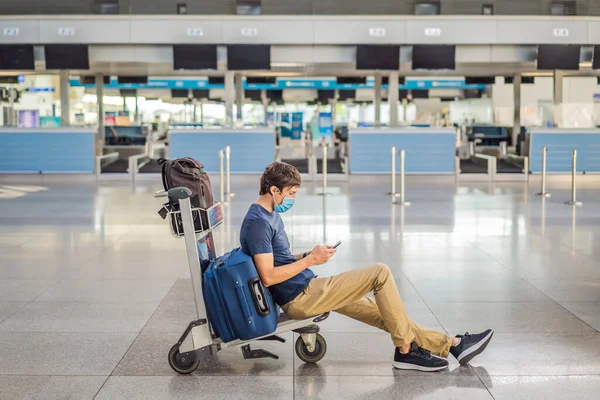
[248,277,270,317]
[235,286,253,320]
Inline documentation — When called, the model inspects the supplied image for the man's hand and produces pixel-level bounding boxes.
[307,245,336,266]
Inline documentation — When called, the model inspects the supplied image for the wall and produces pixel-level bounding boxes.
[2,0,600,15]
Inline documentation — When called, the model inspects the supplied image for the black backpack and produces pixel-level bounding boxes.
[157,157,214,233]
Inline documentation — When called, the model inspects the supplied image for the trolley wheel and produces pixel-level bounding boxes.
[295,334,327,363]
[168,344,199,375]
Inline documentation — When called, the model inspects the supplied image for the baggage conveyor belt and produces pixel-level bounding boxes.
[282,158,344,174]
[100,159,163,174]
[460,158,523,174]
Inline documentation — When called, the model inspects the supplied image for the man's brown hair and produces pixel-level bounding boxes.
[259,162,302,195]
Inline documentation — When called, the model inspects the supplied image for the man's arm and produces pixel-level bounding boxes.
[294,250,311,261]
[253,253,313,287]
[253,246,335,287]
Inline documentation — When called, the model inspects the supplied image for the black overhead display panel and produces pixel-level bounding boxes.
[173,45,218,70]
[412,45,456,70]
[537,45,580,70]
[80,75,110,85]
[227,45,271,70]
[356,45,400,70]
[505,76,535,84]
[244,90,263,101]
[44,45,90,69]
[0,45,35,70]
[192,89,210,99]
[246,77,276,84]
[118,76,148,84]
[171,89,190,98]
[465,76,496,85]
[317,90,335,103]
[336,77,366,85]
[337,90,356,101]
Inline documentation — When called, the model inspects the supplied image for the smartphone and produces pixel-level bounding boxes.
[331,240,342,249]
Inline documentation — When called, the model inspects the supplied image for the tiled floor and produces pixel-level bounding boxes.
[1,174,600,399]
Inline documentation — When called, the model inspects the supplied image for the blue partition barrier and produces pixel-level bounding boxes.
[0,128,95,174]
[529,129,600,173]
[349,128,456,174]
[169,128,275,173]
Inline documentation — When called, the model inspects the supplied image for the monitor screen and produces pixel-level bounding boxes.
[244,89,263,101]
[465,76,496,85]
[0,45,35,70]
[171,89,190,98]
[118,76,148,84]
[266,89,283,101]
[80,76,110,85]
[173,45,218,70]
[318,90,335,102]
[537,45,580,70]
[410,90,429,99]
[337,90,356,101]
[227,45,271,70]
[412,45,456,70]
[246,77,276,84]
[208,77,224,85]
[44,45,89,70]
[192,89,210,99]
[505,76,535,84]
[336,77,367,85]
[356,45,400,70]
[0,76,20,84]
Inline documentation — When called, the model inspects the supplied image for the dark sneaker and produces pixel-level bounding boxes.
[450,329,494,365]
[393,342,449,372]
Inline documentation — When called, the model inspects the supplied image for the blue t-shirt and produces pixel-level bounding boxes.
[240,203,315,306]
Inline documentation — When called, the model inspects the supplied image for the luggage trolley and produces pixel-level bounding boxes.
[154,187,329,374]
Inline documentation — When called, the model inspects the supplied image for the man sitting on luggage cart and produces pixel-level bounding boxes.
[240,162,494,372]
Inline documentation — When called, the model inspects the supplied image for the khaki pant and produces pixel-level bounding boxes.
[282,263,453,357]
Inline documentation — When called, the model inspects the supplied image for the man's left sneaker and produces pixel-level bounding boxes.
[450,329,494,365]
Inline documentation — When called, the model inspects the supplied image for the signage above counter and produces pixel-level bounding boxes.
[0,16,599,45]
[70,78,485,90]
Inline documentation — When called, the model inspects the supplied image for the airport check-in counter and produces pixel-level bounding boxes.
[169,128,276,173]
[529,128,600,173]
[349,127,456,174]
[0,128,95,174]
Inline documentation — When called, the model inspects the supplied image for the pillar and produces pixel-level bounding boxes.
[553,70,563,127]
[235,73,244,123]
[512,74,521,148]
[389,71,399,127]
[96,74,105,149]
[225,71,235,127]
[59,70,71,126]
[374,74,382,126]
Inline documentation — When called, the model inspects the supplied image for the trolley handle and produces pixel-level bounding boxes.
[153,187,193,200]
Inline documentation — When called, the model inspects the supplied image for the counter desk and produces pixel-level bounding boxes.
[349,128,457,174]
[0,128,95,174]
[169,128,275,173]
[529,128,600,173]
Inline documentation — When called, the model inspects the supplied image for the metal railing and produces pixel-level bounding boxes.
[506,153,530,182]
[128,153,151,184]
[95,152,119,182]
[473,153,497,182]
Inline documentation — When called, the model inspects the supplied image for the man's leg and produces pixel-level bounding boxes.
[335,297,453,357]
[283,262,451,352]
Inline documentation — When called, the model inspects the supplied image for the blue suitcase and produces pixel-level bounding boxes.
[202,248,279,342]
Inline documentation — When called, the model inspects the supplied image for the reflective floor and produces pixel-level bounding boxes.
[1,174,599,399]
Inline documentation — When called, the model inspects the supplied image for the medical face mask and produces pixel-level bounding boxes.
[272,191,295,213]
